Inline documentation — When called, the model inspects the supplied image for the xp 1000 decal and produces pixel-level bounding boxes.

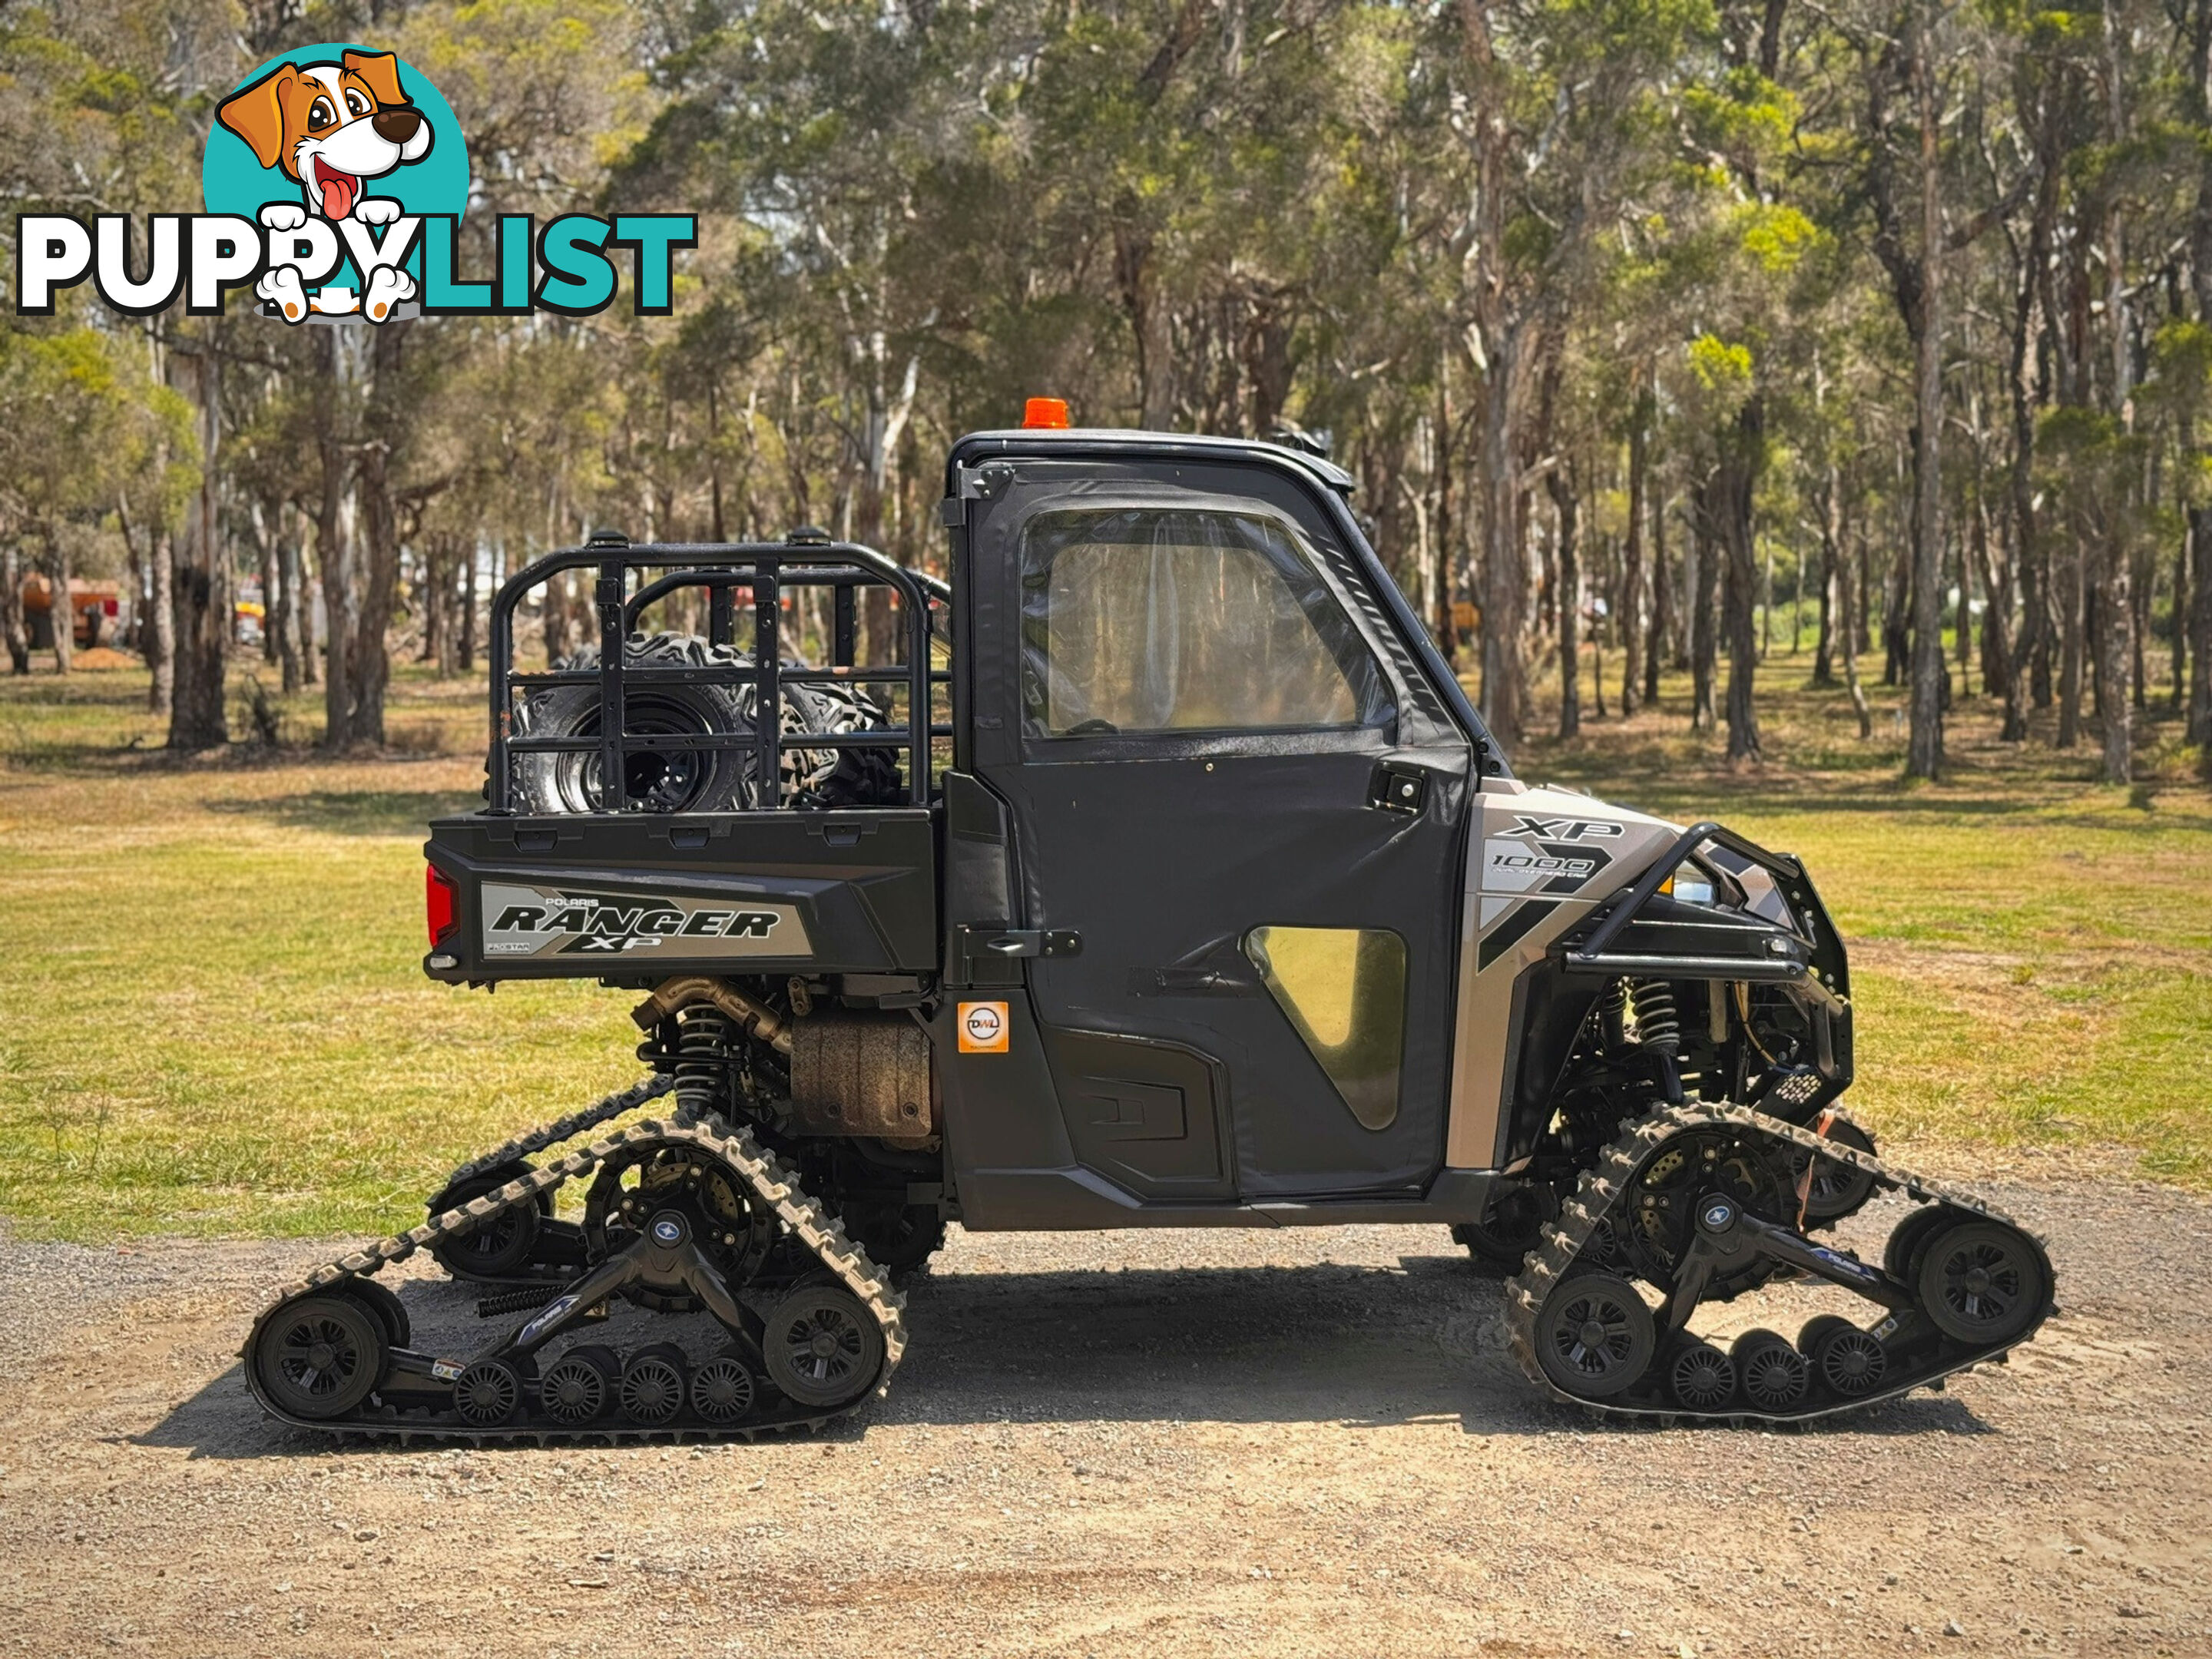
[480,882,807,960]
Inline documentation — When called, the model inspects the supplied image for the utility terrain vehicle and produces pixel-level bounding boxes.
[246,419,2054,1439]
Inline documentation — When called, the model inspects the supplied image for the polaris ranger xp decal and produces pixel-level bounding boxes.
[480,882,807,959]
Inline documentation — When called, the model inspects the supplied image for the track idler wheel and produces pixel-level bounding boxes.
[1532,1271,1655,1400]
[1883,1204,1964,1283]
[253,1294,389,1421]
[1667,1339,1736,1412]
[1790,1114,1878,1224]
[1800,1314,1888,1398]
[540,1344,621,1426]
[764,1280,886,1409]
[1732,1328,1810,1412]
[620,1343,690,1426]
[1915,1218,2048,1346]
[428,1167,545,1281]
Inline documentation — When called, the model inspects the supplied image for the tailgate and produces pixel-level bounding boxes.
[423,809,938,984]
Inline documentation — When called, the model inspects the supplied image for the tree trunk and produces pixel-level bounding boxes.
[2098,531,2133,782]
[2057,531,2085,748]
[0,542,30,674]
[168,348,228,750]
[1646,485,1668,704]
[256,511,279,667]
[2189,0,2212,750]
[1904,0,1946,779]
[2189,508,2212,747]
[148,518,174,710]
[1621,389,1649,713]
[1836,485,1875,739]
[1115,220,1175,431]
[1550,467,1581,739]
[2095,10,2132,783]
[349,328,407,749]
[2171,528,2188,716]
[40,530,71,674]
[319,331,356,748]
[275,527,302,694]
[460,537,478,674]
[1434,343,1458,666]
[1813,521,1836,687]
[1973,479,2019,737]
[1688,487,1719,732]
[1476,325,1536,746]
[1715,401,1765,764]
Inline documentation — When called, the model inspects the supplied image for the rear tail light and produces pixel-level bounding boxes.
[426,863,458,946]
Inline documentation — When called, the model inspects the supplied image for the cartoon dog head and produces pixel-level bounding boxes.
[217,51,432,221]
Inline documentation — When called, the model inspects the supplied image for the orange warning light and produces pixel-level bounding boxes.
[1022,396,1071,429]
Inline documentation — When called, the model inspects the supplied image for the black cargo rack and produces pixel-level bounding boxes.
[485,532,951,814]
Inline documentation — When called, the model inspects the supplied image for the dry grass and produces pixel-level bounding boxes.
[1,654,2207,1242]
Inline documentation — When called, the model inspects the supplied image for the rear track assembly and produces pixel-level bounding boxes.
[243,1079,905,1443]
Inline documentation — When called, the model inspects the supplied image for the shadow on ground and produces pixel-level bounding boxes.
[138,1254,1986,1459]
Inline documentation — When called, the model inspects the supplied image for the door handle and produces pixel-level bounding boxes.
[958,926,1082,961]
[1368,759,1430,814]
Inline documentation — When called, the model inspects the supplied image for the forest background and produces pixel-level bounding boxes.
[2,0,2210,782]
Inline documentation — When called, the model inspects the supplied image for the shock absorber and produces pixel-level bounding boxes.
[671,1005,734,1124]
[1598,979,1631,1051]
[1630,979,1684,1104]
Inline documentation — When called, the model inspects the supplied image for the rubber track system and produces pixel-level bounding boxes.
[243,1088,906,1445]
[1504,1101,2055,1425]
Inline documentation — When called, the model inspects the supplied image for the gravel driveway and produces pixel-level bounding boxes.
[1,1163,2206,1657]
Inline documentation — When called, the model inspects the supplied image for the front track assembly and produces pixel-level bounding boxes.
[1505,1103,2055,1423]
[243,1077,906,1442]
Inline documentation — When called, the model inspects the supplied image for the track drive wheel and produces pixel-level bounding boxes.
[1617,1127,1790,1298]
[1532,1271,1654,1401]
[763,1280,886,1409]
[252,1294,388,1421]
[1915,1218,2048,1346]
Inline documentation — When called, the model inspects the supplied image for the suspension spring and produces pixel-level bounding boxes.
[1630,979,1681,1056]
[672,1005,734,1124]
[1631,979,1684,1104]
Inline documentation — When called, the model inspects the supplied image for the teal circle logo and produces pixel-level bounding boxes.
[204,44,469,321]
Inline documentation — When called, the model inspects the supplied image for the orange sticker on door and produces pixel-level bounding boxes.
[957,1001,1010,1053]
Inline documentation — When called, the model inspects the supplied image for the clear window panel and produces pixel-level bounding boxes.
[1243,926,1407,1131]
[1021,508,1390,736]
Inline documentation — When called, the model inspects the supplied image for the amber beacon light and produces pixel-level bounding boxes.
[1022,396,1071,429]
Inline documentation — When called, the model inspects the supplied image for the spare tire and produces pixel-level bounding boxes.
[783,677,905,808]
[510,631,903,814]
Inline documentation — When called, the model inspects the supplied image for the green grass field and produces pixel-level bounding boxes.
[2,656,2207,1242]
